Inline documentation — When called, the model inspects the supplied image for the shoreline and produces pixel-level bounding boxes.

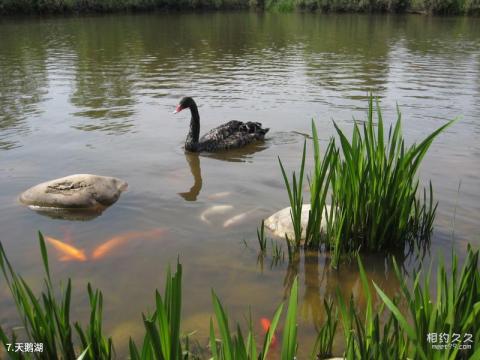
[0,3,478,17]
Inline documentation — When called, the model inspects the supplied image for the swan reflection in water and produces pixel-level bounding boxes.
[178,152,203,201]
[177,143,268,201]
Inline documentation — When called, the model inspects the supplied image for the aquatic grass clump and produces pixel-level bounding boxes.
[327,98,455,265]
[279,96,455,267]
[270,239,285,265]
[210,278,298,359]
[255,221,285,268]
[0,232,113,360]
[256,220,267,253]
[337,247,480,360]
[1,233,479,359]
[337,256,411,359]
[311,299,338,358]
[0,233,300,359]
[129,263,184,360]
[373,246,480,359]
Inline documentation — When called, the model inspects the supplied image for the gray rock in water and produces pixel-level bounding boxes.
[264,204,331,239]
[19,174,128,210]
[32,207,107,221]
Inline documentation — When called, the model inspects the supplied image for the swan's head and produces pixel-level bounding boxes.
[174,97,195,114]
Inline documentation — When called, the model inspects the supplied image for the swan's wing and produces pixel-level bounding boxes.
[199,121,268,151]
[199,120,244,143]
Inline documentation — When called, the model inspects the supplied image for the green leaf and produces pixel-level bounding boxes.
[281,277,298,360]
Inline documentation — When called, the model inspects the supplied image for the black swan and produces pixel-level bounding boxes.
[174,97,269,152]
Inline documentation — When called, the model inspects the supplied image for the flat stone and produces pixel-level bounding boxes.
[19,174,127,210]
[264,204,331,239]
[30,207,106,221]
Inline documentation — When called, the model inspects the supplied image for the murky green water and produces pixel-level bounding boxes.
[0,12,479,357]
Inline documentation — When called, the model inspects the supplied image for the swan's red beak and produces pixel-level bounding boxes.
[173,105,183,114]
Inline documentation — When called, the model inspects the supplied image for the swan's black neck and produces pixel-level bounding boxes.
[185,102,200,151]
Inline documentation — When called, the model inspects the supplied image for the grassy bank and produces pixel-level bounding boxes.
[0,0,250,15]
[0,0,478,16]
[267,0,480,14]
[1,234,479,358]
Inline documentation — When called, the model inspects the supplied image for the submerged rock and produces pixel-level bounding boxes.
[264,204,331,239]
[19,174,128,211]
[29,207,106,221]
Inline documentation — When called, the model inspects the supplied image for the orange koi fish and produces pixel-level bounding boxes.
[45,236,87,262]
[92,228,166,260]
[260,317,277,346]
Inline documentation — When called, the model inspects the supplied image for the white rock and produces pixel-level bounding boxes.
[19,174,127,210]
[264,204,331,239]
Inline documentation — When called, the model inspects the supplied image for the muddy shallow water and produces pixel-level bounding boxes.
[0,12,479,356]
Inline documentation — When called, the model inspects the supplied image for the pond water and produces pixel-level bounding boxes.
[0,12,479,357]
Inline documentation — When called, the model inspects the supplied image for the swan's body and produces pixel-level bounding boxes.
[174,97,269,152]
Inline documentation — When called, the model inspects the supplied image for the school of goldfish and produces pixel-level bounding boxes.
[41,185,280,350]
[45,228,166,262]
[47,201,258,262]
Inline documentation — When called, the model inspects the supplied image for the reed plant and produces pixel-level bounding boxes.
[373,246,480,359]
[129,263,184,360]
[305,122,336,249]
[0,232,113,360]
[208,278,298,359]
[279,140,307,247]
[1,233,479,359]
[335,247,480,360]
[337,256,410,359]
[311,299,338,359]
[255,221,285,268]
[327,98,455,265]
[278,96,455,267]
[256,220,267,253]
[270,239,285,266]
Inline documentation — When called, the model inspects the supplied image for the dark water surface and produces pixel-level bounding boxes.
[0,12,479,356]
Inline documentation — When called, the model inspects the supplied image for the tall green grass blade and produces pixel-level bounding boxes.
[129,338,141,360]
[38,231,51,282]
[143,313,165,360]
[281,277,298,360]
[373,282,416,341]
[278,140,307,246]
[211,290,234,359]
[209,318,219,359]
[260,302,284,360]
[155,291,172,360]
